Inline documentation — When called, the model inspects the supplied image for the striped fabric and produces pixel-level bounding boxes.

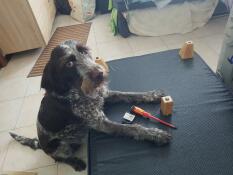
[28,23,91,77]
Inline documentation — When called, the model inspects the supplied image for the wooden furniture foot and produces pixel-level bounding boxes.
[0,50,7,67]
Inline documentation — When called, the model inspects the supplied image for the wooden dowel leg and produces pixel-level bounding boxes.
[0,50,7,67]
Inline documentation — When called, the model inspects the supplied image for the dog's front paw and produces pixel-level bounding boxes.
[147,128,172,145]
[147,90,166,102]
[72,158,86,171]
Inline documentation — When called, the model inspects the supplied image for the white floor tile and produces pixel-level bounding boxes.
[161,15,228,50]
[0,99,23,132]
[94,26,117,44]
[16,93,43,128]
[193,39,219,72]
[0,68,4,77]
[52,15,80,34]
[160,33,192,49]
[57,163,87,175]
[97,40,134,61]
[92,14,116,44]
[86,26,96,46]
[0,131,13,171]
[92,14,110,28]
[166,43,182,50]
[29,164,58,175]
[26,76,43,96]
[200,34,224,55]
[86,26,99,58]
[133,48,168,57]
[0,77,29,102]
[3,125,55,171]
[192,15,228,38]
[0,49,41,79]
[128,36,168,54]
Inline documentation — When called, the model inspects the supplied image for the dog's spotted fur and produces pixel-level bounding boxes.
[10,40,172,171]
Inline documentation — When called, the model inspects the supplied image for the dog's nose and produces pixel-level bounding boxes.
[95,71,104,82]
[90,70,104,82]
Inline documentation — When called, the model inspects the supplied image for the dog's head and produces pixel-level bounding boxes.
[41,40,107,96]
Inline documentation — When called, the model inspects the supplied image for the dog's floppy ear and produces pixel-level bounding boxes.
[41,61,54,92]
[76,43,89,54]
[41,45,63,92]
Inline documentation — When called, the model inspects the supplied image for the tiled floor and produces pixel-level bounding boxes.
[0,14,228,174]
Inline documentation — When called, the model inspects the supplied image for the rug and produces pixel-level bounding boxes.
[28,23,91,77]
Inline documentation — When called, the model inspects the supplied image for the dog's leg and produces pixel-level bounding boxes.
[51,142,86,171]
[53,156,86,171]
[72,103,171,146]
[92,117,171,145]
[104,90,165,104]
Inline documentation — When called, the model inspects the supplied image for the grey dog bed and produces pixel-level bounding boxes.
[88,49,233,175]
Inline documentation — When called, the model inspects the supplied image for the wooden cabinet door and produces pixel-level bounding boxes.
[0,0,44,55]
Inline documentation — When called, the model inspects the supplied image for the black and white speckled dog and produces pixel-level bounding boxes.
[10,40,172,171]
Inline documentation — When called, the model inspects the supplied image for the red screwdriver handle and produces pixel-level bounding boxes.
[131,106,177,129]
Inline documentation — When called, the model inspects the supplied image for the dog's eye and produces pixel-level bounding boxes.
[66,61,74,68]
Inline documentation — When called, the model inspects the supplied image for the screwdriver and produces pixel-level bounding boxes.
[131,106,177,129]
